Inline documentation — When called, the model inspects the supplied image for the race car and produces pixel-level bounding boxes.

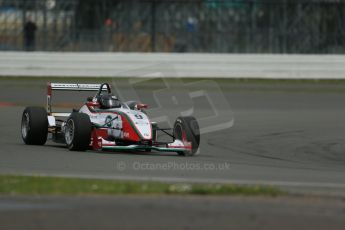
[21,83,200,156]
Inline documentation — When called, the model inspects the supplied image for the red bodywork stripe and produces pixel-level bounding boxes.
[91,128,108,150]
[121,114,141,141]
[47,83,52,96]
[0,102,15,107]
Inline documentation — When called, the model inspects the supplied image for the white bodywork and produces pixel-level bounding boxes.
[79,105,152,140]
[47,116,56,127]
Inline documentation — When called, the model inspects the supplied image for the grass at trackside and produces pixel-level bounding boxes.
[0,175,283,196]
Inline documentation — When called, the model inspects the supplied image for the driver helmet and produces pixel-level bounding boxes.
[99,94,121,109]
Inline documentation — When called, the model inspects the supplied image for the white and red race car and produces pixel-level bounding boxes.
[21,83,200,156]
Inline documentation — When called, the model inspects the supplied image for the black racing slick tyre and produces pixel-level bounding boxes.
[21,107,48,145]
[173,116,200,156]
[64,113,92,151]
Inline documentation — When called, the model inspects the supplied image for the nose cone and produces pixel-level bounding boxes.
[130,111,152,140]
[122,110,152,141]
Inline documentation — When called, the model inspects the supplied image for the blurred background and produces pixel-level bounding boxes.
[0,0,344,53]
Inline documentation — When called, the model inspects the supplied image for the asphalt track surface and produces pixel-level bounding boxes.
[2,78,345,229]
[1,195,344,230]
[1,78,345,195]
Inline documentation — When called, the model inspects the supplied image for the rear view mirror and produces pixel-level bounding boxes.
[136,103,148,110]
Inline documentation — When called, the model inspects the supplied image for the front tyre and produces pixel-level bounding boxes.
[64,113,92,151]
[21,107,48,145]
[173,116,200,156]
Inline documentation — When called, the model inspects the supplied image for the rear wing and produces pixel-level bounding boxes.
[47,83,108,116]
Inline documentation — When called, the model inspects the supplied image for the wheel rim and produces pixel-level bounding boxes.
[21,112,30,139]
[65,119,75,145]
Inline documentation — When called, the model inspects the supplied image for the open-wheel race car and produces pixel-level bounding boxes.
[21,83,200,156]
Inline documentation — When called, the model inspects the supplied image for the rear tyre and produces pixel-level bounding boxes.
[173,116,200,156]
[64,113,92,151]
[21,107,48,145]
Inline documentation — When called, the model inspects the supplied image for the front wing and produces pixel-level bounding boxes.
[98,139,191,153]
